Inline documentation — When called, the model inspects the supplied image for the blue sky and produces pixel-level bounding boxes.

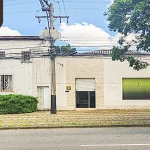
[1,0,120,50]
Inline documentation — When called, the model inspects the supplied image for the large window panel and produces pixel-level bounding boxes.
[122,78,150,100]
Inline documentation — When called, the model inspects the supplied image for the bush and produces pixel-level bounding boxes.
[0,94,38,114]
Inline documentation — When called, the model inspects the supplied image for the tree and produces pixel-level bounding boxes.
[105,0,150,70]
[54,44,77,56]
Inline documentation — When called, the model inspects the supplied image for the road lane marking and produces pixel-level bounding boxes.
[80,144,150,147]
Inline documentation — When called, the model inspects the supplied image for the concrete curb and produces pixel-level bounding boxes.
[0,124,150,130]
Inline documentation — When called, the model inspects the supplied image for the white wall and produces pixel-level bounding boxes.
[0,59,32,95]
[104,56,150,107]
[32,58,51,109]
[0,40,49,60]
[0,39,51,109]
[32,57,67,110]
[55,57,67,109]
[0,40,42,53]
[0,57,51,109]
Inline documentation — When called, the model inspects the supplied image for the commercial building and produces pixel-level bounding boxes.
[0,36,150,110]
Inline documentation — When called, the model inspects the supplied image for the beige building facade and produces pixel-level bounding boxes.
[56,56,104,110]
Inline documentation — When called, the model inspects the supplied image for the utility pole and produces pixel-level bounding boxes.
[49,3,56,114]
[36,1,69,114]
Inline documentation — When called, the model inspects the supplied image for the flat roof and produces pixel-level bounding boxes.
[0,36,42,41]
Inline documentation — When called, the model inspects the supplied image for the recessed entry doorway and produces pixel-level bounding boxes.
[37,86,50,110]
[76,78,96,108]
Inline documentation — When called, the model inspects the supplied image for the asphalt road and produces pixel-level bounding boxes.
[0,127,150,150]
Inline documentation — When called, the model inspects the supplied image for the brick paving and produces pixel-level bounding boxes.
[0,109,150,129]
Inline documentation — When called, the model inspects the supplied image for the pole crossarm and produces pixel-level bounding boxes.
[35,15,69,23]
[35,15,69,19]
[35,15,48,18]
[54,16,69,19]
[42,7,50,11]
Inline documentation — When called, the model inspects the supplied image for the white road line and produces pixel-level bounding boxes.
[80,144,150,147]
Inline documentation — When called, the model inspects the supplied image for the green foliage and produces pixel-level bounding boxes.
[54,44,77,55]
[105,0,150,70]
[126,56,149,70]
[112,46,127,61]
[0,94,38,114]
[111,46,149,70]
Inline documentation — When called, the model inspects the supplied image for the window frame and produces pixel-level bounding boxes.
[21,51,31,62]
[0,51,5,59]
[0,75,13,92]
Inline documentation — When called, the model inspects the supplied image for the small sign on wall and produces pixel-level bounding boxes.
[66,86,71,90]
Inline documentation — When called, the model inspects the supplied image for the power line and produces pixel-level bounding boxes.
[4,0,22,1]
[4,8,107,15]
[4,1,38,6]
[42,7,106,9]
[61,0,68,16]
[63,1,111,3]
[0,45,47,51]
[4,10,40,14]
[4,0,111,7]
[62,38,117,40]
[1,46,112,50]
[57,1,61,15]
[4,0,111,4]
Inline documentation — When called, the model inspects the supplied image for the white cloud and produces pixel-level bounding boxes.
[59,22,138,51]
[109,0,114,5]
[112,33,137,44]
[111,33,138,51]
[0,27,21,36]
[59,22,117,50]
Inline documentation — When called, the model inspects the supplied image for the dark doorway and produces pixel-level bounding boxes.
[76,91,95,108]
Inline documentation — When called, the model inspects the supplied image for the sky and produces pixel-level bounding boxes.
[1,0,120,51]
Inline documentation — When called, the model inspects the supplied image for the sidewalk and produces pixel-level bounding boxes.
[0,109,150,129]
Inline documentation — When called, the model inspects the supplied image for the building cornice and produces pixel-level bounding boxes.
[0,36,42,41]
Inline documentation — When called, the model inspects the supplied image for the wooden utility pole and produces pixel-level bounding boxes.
[36,1,69,114]
[49,3,56,114]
